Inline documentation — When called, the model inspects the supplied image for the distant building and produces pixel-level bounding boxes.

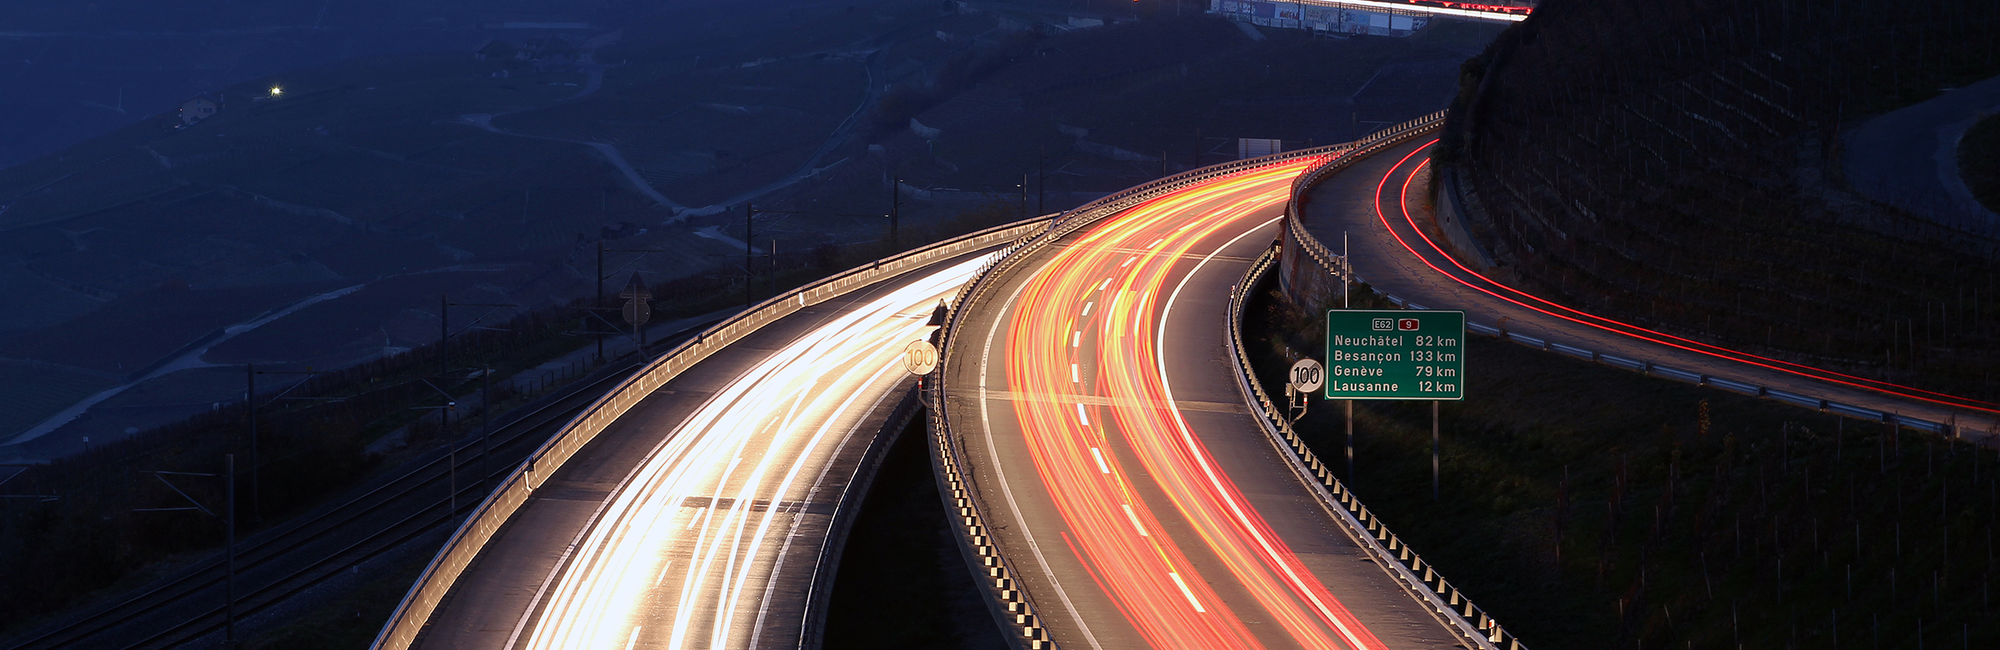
[475,39,519,61]
[475,37,577,71]
[523,37,578,65]
[179,95,221,126]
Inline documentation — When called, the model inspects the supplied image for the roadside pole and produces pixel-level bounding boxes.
[1324,310,1465,490]
[596,242,605,362]
[225,454,235,648]
[245,364,255,523]
[1343,231,1352,479]
[134,458,236,646]
[246,365,321,524]
[1346,400,1354,479]
[889,177,901,251]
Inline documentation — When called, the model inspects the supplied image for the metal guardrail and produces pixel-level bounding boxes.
[925,112,1570,649]
[1284,109,1446,279]
[922,385,1055,649]
[797,382,925,649]
[1226,246,1525,650]
[925,141,1400,649]
[1378,297,1966,437]
[1283,110,1975,439]
[371,217,1054,650]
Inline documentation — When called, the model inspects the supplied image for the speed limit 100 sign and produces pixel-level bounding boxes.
[1288,358,1324,394]
[902,340,939,375]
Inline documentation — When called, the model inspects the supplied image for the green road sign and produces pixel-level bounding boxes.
[1324,310,1465,400]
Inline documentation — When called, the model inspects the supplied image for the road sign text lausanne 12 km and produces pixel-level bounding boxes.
[1324,310,1465,400]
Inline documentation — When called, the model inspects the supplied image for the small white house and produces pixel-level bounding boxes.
[179,95,220,126]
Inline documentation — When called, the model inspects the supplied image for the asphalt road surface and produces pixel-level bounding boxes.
[1303,137,2000,437]
[1842,72,2000,231]
[415,249,997,650]
[944,158,1466,650]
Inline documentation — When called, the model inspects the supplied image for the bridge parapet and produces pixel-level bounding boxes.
[371,217,1052,650]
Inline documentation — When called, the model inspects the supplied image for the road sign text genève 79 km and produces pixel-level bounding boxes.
[1324,309,1465,400]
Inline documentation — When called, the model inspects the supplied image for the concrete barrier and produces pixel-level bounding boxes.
[927,137,1385,650]
[371,217,1052,650]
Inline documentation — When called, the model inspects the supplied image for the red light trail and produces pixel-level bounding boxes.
[1003,159,1388,650]
[1376,140,1999,416]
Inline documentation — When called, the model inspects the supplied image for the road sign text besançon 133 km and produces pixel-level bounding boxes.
[1324,309,1464,400]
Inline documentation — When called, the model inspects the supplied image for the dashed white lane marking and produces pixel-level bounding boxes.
[1122,504,1149,537]
[1168,572,1205,613]
[1091,447,1111,474]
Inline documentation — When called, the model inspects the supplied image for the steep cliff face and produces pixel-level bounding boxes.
[1448,0,2000,400]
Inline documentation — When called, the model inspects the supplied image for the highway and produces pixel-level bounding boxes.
[1300,136,2000,435]
[413,249,997,649]
[943,159,1466,649]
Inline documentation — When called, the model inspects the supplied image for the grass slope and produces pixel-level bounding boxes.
[1248,277,2000,649]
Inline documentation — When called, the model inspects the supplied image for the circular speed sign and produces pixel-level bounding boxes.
[903,340,940,375]
[1288,358,1325,394]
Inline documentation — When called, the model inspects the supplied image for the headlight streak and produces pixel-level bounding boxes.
[524,253,997,650]
[1003,158,1390,650]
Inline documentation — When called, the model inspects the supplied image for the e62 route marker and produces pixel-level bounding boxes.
[1324,309,1465,400]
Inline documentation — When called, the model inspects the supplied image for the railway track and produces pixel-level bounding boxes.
[3,323,717,650]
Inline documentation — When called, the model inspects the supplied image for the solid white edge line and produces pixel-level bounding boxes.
[746,353,907,648]
[979,261,1108,650]
[500,371,758,650]
[1159,215,1376,648]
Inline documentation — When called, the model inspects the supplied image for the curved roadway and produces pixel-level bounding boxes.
[944,160,1464,649]
[1304,137,2000,436]
[415,249,997,649]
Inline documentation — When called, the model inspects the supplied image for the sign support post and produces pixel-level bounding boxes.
[1324,309,1465,491]
[1432,400,1440,501]
[1284,360,1324,454]
[1345,399,1354,480]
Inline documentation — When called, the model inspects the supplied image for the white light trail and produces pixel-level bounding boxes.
[522,252,998,650]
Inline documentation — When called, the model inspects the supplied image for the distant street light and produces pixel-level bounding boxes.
[269,86,283,98]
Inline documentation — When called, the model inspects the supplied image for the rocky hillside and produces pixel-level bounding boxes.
[1444,0,2000,402]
